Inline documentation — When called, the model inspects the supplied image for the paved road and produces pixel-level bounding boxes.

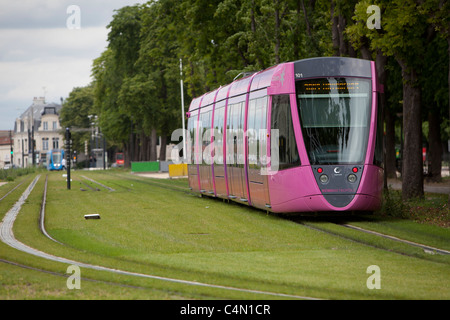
[387,179,450,195]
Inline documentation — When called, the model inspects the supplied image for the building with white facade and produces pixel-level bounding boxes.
[0,131,13,169]
[13,97,63,168]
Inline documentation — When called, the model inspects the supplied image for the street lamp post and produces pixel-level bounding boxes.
[65,127,71,190]
[180,58,186,162]
[9,130,13,166]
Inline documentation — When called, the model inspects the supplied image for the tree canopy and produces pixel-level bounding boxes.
[60,0,449,200]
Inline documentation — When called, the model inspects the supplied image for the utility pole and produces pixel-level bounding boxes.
[32,125,35,166]
[65,127,71,190]
[9,130,13,166]
[180,58,186,162]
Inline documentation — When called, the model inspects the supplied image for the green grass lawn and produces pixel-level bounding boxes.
[1,170,449,300]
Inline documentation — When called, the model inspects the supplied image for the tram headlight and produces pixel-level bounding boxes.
[347,174,357,183]
[319,174,329,184]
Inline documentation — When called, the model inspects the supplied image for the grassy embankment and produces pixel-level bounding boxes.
[0,170,449,299]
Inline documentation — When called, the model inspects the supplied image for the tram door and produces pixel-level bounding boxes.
[187,109,199,192]
[199,109,213,193]
[247,95,270,209]
[226,100,247,201]
[213,103,227,198]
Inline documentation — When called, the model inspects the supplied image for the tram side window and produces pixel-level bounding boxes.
[271,95,300,170]
[187,114,196,164]
[201,110,212,165]
[247,99,257,168]
[247,96,268,168]
[374,93,384,167]
[213,106,225,164]
[226,101,245,167]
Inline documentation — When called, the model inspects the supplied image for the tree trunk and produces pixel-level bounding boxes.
[124,141,131,168]
[427,110,442,182]
[146,136,151,160]
[273,1,281,64]
[385,109,397,178]
[375,51,389,188]
[399,61,423,200]
[140,132,147,161]
[300,0,318,56]
[135,132,140,162]
[337,14,347,56]
[448,37,450,127]
[159,135,167,161]
[150,127,157,161]
[331,1,340,56]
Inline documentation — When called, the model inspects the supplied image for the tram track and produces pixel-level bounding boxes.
[130,173,450,257]
[110,172,450,259]
[0,173,320,300]
[289,217,450,261]
[0,179,27,202]
[39,174,64,245]
[340,223,450,255]
[108,171,450,258]
[0,257,156,292]
[1,171,448,299]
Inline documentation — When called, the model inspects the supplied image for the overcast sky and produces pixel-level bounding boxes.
[0,0,147,130]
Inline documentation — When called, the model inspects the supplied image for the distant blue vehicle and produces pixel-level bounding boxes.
[47,149,65,171]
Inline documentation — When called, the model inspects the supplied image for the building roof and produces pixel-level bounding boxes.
[18,97,62,119]
[0,131,12,146]
[14,97,62,133]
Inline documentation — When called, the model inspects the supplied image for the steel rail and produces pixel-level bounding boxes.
[342,223,450,255]
[0,174,320,300]
[0,180,26,202]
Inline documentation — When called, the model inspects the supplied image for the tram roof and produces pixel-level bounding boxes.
[187,63,280,112]
[187,57,373,113]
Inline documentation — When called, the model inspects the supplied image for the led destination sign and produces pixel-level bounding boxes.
[297,78,369,99]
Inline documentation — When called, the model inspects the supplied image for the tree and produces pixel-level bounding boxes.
[348,0,428,200]
[59,84,95,157]
[422,34,448,182]
[420,0,450,125]
[331,0,358,57]
[92,5,147,165]
[137,0,187,160]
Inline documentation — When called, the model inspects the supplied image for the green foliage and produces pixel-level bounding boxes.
[60,85,95,153]
[3,171,449,299]
[381,189,410,219]
[0,167,37,181]
[381,188,449,228]
[67,0,448,190]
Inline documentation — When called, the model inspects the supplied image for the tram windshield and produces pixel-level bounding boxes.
[53,151,62,164]
[296,77,371,165]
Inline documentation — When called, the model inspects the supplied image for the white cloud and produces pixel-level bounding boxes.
[0,0,147,129]
[0,0,147,29]
[0,26,107,129]
[0,27,108,62]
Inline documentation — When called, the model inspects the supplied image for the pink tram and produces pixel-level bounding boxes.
[186,57,384,213]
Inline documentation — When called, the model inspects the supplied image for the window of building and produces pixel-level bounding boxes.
[52,137,59,149]
[42,138,49,151]
[43,122,48,131]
